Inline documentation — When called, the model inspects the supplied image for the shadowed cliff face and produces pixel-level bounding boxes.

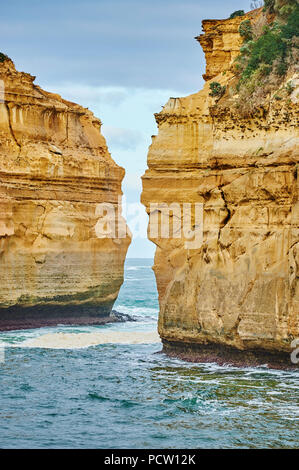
[141,9,299,362]
[0,58,131,327]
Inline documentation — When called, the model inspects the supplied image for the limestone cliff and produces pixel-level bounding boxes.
[141,9,299,366]
[0,57,131,329]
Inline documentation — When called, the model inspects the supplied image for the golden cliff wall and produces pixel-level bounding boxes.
[141,11,299,365]
[0,58,131,329]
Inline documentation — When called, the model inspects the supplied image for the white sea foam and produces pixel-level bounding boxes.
[126,266,151,271]
[15,330,161,349]
[115,305,158,320]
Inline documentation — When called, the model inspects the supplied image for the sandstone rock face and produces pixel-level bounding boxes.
[196,15,245,81]
[0,58,131,328]
[142,12,299,365]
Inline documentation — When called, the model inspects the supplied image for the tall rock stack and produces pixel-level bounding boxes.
[141,10,299,367]
[0,57,131,329]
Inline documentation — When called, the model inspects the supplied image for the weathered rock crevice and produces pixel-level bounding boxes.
[5,103,21,155]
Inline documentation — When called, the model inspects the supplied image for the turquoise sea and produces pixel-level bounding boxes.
[0,258,298,449]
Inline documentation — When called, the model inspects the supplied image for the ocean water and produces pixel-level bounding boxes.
[0,258,298,449]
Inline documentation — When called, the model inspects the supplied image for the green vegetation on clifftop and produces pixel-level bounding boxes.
[0,52,9,63]
[233,0,298,114]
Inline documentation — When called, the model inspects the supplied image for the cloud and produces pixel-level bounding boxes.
[42,83,129,107]
[123,173,142,192]
[0,0,251,90]
[103,126,144,151]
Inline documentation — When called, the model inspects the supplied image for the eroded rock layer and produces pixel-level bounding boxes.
[0,58,130,329]
[141,11,299,365]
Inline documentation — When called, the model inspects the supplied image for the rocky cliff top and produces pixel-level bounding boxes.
[0,55,123,190]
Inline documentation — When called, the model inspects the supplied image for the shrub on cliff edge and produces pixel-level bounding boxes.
[229,10,245,19]
[264,0,298,17]
[239,19,253,41]
[0,52,9,63]
[209,82,226,98]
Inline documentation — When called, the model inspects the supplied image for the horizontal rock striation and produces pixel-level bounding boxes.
[141,10,299,367]
[195,14,247,81]
[0,58,131,329]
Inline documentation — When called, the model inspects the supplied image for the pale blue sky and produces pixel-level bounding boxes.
[0,0,251,257]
